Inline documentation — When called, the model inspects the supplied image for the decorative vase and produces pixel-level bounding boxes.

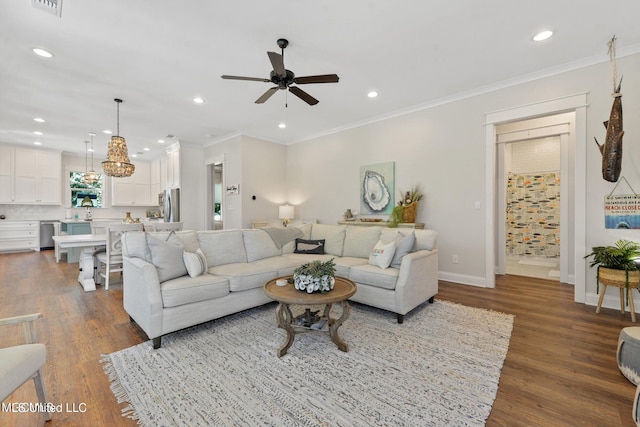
[293,274,335,293]
[123,212,134,223]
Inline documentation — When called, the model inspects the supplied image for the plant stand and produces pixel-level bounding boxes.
[596,267,640,322]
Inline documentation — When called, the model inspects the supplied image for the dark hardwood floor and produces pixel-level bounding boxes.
[0,250,637,426]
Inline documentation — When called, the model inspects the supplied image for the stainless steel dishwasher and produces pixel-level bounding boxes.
[40,220,57,250]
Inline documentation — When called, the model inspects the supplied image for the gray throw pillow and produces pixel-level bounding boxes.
[390,231,416,268]
[146,232,187,282]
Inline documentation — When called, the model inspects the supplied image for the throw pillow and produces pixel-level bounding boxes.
[294,238,326,254]
[146,232,187,282]
[369,240,396,269]
[183,248,208,278]
[390,231,416,268]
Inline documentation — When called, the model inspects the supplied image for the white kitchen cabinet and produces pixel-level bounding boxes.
[111,161,153,206]
[166,145,180,189]
[151,159,161,206]
[0,146,14,203]
[12,148,61,204]
[0,220,40,252]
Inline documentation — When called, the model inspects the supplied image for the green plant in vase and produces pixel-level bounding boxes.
[293,258,336,293]
[584,239,640,305]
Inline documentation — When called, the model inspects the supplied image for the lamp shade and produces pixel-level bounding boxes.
[279,205,294,220]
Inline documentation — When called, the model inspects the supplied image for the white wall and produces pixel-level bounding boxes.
[240,136,287,227]
[286,52,640,300]
[178,142,206,231]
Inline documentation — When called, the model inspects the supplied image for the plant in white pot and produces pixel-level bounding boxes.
[293,258,336,293]
[585,239,640,306]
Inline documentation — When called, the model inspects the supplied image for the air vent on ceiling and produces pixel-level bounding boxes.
[31,0,63,17]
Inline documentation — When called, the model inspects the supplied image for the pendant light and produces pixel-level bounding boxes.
[102,98,135,177]
[84,132,100,185]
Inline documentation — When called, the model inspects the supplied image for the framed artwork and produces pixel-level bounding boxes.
[226,184,239,195]
[359,162,395,215]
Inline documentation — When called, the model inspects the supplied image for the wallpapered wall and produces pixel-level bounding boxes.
[506,171,560,257]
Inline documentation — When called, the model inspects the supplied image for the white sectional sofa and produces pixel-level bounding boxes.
[121,223,438,348]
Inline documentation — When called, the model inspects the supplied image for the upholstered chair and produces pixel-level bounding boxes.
[0,313,51,423]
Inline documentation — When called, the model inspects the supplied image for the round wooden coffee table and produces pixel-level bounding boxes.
[264,276,357,357]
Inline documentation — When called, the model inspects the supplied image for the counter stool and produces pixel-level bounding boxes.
[617,327,640,385]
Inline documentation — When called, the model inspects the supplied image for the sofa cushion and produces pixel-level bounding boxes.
[343,226,382,258]
[294,238,325,254]
[243,229,281,262]
[183,248,208,278]
[310,224,346,257]
[369,240,396,269]
[349,264,399,290]
[415,229,437,251]
[282,223,312,254]
[121,231,151,261]
[250,256,305,277]
[282,253,359,278]
[390,231,416,268]
[147,232,188,282]
[208,263,277,292]
[198,230,247,266]
[176,230,200,252]
[160,274,229,308]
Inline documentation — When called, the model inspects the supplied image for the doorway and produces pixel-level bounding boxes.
[485,93,588,303]
[206,161,224,230]
[495,113,572,283]
[212,163,223,230]
[503,137,561,281]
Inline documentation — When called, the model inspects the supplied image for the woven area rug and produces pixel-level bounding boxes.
[102,300,514,427]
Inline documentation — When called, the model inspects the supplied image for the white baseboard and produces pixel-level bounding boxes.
[585,291,639,314]
[438,271,487,287]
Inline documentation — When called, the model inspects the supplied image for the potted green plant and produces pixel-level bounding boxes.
[293,258,337,293]
[388,203,405,228]
[585,239,640,304]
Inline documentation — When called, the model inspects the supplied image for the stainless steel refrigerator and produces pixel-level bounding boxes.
[161,188,180,222]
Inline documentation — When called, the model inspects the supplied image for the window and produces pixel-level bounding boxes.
[69,171,104,208]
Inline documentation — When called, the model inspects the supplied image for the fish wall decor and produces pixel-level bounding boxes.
[594,79,624,182]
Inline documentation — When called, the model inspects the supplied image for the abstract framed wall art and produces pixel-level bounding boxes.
[359,162,395,215]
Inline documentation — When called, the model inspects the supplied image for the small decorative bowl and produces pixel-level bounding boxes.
[276,279,288,287]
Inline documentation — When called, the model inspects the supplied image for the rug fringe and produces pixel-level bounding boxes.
[100,355,141,422]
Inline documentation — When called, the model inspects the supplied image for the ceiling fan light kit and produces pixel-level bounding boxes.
[102,98,135,178]
[221,38,339,106]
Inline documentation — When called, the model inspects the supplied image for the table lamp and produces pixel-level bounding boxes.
[279,204,294,227]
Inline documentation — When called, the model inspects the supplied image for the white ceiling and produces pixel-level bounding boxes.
[2,0,640,160]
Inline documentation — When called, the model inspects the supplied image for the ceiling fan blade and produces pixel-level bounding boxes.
[294,74,340,84]
[221,75,270,82]
[267,51,286,76]
[289,86,319,105]
[255,87,279,104]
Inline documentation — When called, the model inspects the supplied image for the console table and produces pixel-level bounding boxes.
[337,220,424,229]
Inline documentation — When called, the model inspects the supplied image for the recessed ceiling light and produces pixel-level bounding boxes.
[33,131,43,135]
[193,97,205,104]
[33,141,42,145]
[103,129,112,135]
[278,123,286,129]
[144,147,150,151]
[33,117,45,123]
[533,30,553,42]
[32,48,53,58]
[131,153,138,158]
[158,139,165,144]
[367,91,378,98]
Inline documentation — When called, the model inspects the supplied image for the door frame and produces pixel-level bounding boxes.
[484,93,588,303]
